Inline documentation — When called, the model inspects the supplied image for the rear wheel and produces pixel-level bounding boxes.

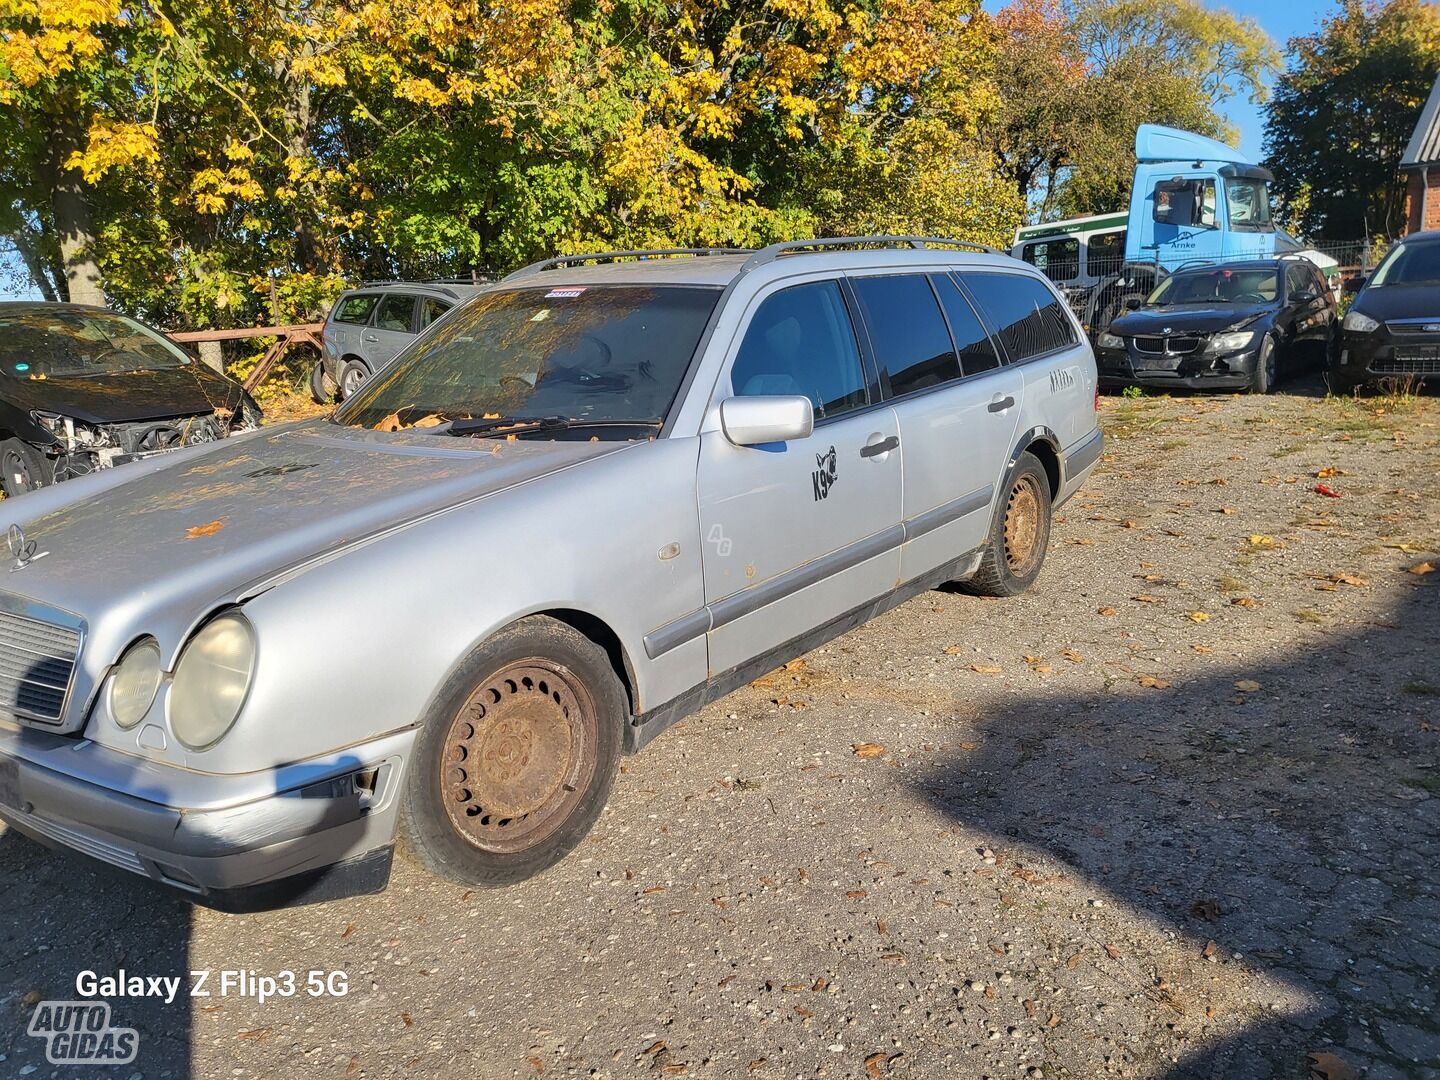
[960,451,1053,598]
[338,359,370,399]
[309,360,338,405]
[398,617,623,887]
[0,439,52,498]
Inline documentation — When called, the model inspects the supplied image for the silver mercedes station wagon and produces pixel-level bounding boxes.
[0,238,1102,909]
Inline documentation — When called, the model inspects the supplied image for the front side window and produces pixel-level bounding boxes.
[850,275,961,396]
[1285,264,1314,300]
[959,273,1077,362]
[0,310,191,378]
[1153,179,1218,229]
[334,294,379,325]
[374,294,416,332]
[336,285,720,430]
[730,281,867,419]
[1225,178,1273,230]
[1021,237,1080,282]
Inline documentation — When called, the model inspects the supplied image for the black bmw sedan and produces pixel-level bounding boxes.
[0,303,262,498]
[1095,257,1335,393]
[1329,231,1440,392]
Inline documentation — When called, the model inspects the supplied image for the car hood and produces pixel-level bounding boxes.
[1350,285,1440,324]
[0,364,245,424]
[1110,304,1270,336]
[0,420,631,635]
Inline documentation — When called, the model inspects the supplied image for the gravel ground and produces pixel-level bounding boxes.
[2,378,1437,1080]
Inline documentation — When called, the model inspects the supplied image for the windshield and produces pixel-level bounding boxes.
[1225,178,1274,230]
[336,285,720,432]
[1147,267,1279,306]
[1369,241,1440,287]
[0,309,192,378]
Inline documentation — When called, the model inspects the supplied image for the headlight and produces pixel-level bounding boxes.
[1208,331,1258,353]
[109,639,162,729]
[1342,310,1379,333]
[1097,332,1124,349]
[170,612,256,749]
[28,411,107,448]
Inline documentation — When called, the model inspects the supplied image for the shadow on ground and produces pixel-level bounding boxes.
[913,573,1438,1076]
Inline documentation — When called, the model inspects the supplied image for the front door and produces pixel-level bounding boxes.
[365,293,419,369]
[697,278,903,677]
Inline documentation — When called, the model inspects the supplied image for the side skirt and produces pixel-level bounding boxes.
[624,548,983,753]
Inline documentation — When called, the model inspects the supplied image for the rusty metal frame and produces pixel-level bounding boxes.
[169,324,324,392]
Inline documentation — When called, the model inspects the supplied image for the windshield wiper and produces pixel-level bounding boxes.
[433,415,663,438]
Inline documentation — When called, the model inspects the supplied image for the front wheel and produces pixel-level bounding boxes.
[0,439,53,498]
[398,616,624,888]
[1250,335,1277,394]
[960,451,1053,598]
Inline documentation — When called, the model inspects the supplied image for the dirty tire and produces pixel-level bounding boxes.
[1250,335,1276,395]
[960,450,1052,598]
[338,359,370,400]
[398,616,623,888]
[0,439,52,498]
[309,360,338,405]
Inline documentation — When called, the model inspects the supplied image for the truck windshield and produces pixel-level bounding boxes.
[0,309,192,378]
[1369,241,1440,287]
[335,285,721,432]
[1225,179,1273,231]
[1148,268,1279,306]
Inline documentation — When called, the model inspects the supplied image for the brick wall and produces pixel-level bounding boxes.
[1403,168,1440,233]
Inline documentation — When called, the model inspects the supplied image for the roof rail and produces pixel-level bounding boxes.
[504,248,755,281]
[740,235,1004,271]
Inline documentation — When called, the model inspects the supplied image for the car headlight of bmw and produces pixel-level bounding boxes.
[1341,310,1379,333]
[170,612,256,749]
[1096,331,1124,350]
[1207,330,1258,354]
[109,639,163,729]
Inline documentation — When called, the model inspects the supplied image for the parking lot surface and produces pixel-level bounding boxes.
[2,380,1437,1080]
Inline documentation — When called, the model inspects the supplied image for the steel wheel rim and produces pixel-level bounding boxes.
[3,449,31,494]
[1002,475,1044,576]
[439,659,597,855]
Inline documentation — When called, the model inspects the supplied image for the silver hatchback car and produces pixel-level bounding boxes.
[0,238,1102,909]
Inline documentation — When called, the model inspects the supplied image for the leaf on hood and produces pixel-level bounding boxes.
[185,519,225,539]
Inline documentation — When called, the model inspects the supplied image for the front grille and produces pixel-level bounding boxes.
[8,809,147,876]
[0,608,80,725]
[1374,353,1440,375]
[1386,321,1440,345]
[1134,335,1202,355]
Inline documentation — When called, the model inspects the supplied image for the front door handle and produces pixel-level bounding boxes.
[860,435,899,458]
[988,395,1016,413]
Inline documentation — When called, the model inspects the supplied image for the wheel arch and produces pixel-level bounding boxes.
[1009,426,1062,499]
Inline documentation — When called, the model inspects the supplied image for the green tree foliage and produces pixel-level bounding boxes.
[988,0,1276,221]
[1263,0,1440,240]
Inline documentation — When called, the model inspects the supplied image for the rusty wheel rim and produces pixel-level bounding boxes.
[439,659,597,855]
[1002,475,1044,576]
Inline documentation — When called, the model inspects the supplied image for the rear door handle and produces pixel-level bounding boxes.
[363,333,379,342]
[988,395,1016,413]
[860,435,899,458]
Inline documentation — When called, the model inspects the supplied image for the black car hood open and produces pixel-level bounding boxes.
[1349,285,1440,324]
[0,363,244,424]
[1110,303,1270,336]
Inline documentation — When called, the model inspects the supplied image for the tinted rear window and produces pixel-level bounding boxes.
[958,273,1076,361]
[334,294,380,324]
[850,275,960,396]
[932,274,1002,376]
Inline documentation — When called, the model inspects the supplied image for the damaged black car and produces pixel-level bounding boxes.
[0,302,262,498]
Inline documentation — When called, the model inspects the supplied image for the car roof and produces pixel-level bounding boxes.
[0,301,118,316]
[340,281,489,300]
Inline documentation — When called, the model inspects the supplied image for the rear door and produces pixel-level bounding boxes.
[847,272,1023,581]
[364,292,419,368]
[326,292,381,363]
[959,270,1093,452]
[696,277,902,676]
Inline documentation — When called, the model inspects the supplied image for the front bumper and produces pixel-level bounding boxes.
[1097,344,1259,391]
[0,723,411,911]
[1330,330,1440,385]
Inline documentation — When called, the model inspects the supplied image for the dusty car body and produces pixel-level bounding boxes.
[0,239,1102,909]
[0,303,261,498]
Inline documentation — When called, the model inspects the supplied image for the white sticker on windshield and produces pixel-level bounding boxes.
[544,288,586,298]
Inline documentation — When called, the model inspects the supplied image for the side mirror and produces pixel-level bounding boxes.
[1124,297,1143,311]
[719,395,814,447]
[1343,274,1367,296]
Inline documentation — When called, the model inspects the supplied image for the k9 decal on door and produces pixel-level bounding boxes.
[812,445,838,501]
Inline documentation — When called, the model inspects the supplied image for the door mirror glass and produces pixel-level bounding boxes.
[1124,296,1143,310]
[720,395,814,446]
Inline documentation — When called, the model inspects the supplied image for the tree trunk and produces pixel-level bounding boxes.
[40,124,106,307]
[7,220,59,302]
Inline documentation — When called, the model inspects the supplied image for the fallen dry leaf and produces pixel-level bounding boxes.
[865,1053,888,1079]
[1247,534,1278,549]
[943,645,964,655]
[1202,940,1218,959]
[1131,594,1161,604]
[1409,561,1435,576]
[185,519,225,539]
[1186,611,1211,623]
[1329,573,1368,587]
[1136,675,1171,689]
[970,663,1003,674]
[1104,944,1122,961]
[1233,679,1261,692]
[1315,466,1342,479]
[1231,596,1258,609]
[1097,606,1118,616]
[852,743,885,758]
[1313,483,1342,498]
[1307,1050,1358,1080]
[527,1056,544,1074]
[1059,648,1083,663]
